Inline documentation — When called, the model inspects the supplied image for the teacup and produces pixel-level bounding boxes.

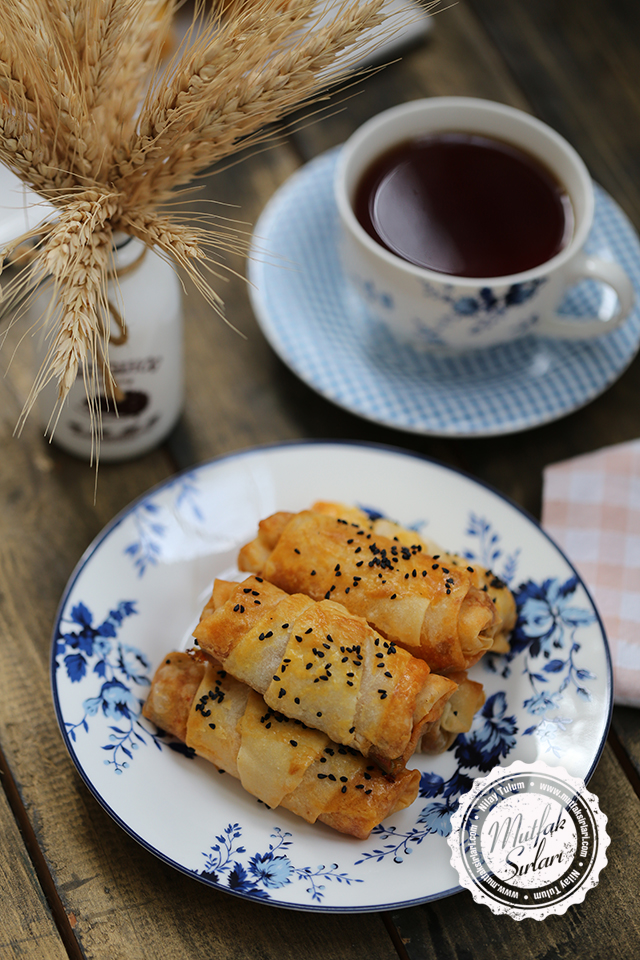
[334,97,635,350]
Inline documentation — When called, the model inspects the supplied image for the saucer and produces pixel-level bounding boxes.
[248,148,640,436]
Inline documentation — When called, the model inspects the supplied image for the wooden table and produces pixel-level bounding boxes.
[2,1,640,957]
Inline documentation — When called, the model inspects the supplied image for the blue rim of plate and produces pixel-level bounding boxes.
[49,439,613,912]
[248,148,640,437]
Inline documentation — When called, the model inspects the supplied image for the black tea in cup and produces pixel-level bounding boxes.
[353,132,575,278]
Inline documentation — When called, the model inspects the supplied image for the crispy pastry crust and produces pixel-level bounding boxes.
[238,508,499,674]
[193,575,457,771]
[143,652,420,839]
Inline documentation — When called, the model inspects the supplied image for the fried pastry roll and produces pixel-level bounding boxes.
[238,508,499,674]
[193,575,457,772]
[311,501,517,656]
[416,672,486,754]
[143,651,420,839]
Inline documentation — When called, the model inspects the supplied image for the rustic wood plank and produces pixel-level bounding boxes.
[465,0,640,229]
[167,141,304,468]
[611,707,640,785]
[288,1,531,162]
[0,770,68,960]
[388,744,640,960]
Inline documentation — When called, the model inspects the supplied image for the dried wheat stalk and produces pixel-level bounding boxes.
[0,0,412,447]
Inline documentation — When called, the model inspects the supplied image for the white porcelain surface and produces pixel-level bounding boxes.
[51,442,612,912]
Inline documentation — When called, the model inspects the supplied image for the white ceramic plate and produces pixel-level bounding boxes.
[51,441,612,912]
[248,149,640,436]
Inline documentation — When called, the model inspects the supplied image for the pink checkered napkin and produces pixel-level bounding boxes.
[542,438,640,707]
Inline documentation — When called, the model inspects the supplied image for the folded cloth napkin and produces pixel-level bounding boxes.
[542,438,640,708]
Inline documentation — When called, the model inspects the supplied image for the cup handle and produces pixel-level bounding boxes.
[536,252,635,339]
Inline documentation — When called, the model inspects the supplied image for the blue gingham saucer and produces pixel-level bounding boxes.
[248,148,640,436]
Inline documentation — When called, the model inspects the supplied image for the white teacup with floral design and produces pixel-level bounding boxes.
[334,97,635,350]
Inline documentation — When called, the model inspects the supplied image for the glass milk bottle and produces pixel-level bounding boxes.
[31,233,183,461]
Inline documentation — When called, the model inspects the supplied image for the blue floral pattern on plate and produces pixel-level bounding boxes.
[51,441,611,911]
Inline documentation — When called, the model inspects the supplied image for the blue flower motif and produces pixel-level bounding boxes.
[200,826,362,903]
[516,576,595,658]
[479,287,498,309]
[485,574,597,747]
[57,601,138,680]
[118,644,152,684]
[454,692,518,773]
[56,599,161,772]
[227,863,270,898]
[505,280,544,305]
[523,689,563,715]
[419,771,446,799]
[417,798,458,836]
[454,297,479,315]
[249,853,294,889]
[83,679,141,720]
